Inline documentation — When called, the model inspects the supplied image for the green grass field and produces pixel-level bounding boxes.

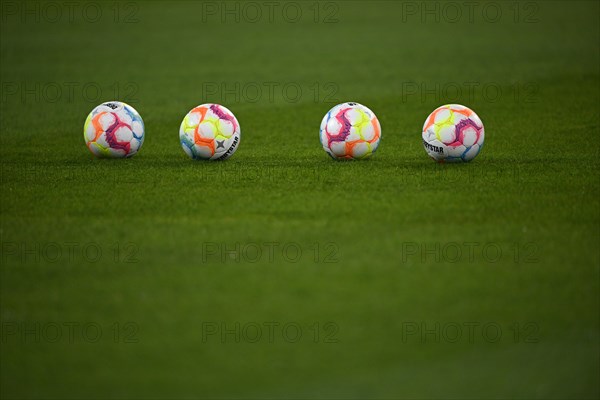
[1,1,599,398]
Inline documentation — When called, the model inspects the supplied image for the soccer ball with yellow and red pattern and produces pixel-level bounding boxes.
[422,104,484,163]
[83,101,145,158]
[320,102,381,160]
[179,103,241,161]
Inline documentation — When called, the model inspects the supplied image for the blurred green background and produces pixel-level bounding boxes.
[1,0,599,398]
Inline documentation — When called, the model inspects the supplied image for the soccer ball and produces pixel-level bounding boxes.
[83,101,144,158]
[320,102,381,160]
[422,104,484,163]
[180,103,241,160]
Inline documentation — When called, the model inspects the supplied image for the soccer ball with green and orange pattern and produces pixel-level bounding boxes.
[320,102,381,160]
[422,104,484,163]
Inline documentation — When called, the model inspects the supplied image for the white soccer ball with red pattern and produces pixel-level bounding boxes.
[83,101,144,158]
[179,103,241,161]
[422,104,484,163]
[320,102,381,160]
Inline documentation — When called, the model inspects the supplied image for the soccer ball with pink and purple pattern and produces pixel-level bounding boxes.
[83,101,145,158]
[319,102,381,160]
[422,104,485,163]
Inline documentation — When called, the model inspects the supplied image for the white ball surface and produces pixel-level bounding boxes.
[83,101,145,158]
[422,104,484,163]
[179,104,241,160]
[319,102,381,160]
